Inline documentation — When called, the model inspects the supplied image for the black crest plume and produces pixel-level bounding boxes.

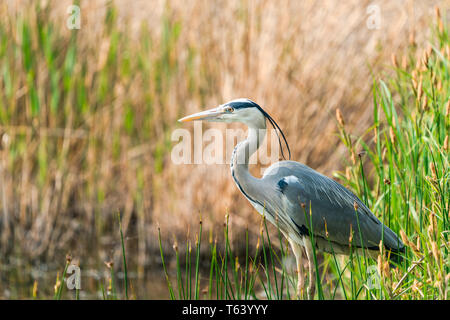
[252,102,291,160]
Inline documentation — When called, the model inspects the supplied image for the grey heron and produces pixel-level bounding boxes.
[179,98,405,299]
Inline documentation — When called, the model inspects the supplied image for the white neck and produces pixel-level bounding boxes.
[230,121,266,195]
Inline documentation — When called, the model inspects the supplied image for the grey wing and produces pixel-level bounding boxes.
[264,161,403,251]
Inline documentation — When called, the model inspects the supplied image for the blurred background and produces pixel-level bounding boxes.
[0,0,446,298]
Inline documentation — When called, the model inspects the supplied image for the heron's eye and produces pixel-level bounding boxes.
[224,106,234,113]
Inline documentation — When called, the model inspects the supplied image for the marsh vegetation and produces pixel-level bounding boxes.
[0,1,448,299]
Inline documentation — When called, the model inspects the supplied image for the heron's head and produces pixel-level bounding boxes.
[178,98,267,127]
[178,98,291,159]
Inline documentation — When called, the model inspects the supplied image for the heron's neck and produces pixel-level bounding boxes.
[230,123,266,194]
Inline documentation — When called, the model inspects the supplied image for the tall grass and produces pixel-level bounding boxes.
[0,1,190,264]
[45,13,450,299]
[0,1,447,299]
[158,10,449,300]
[158,214,296,300]
[0,1,440,268]
[334,10,449,299]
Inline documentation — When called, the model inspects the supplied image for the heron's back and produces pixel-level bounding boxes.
[260,161,404,260]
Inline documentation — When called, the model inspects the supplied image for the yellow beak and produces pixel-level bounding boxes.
[178,107,225,122]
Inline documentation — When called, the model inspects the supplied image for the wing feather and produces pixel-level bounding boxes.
[262,161,403,251]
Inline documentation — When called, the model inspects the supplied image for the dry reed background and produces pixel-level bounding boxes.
[0,0,447,287]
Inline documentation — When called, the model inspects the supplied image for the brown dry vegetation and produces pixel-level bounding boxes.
[0,0,446,270]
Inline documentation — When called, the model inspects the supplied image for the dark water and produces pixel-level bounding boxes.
[0,260,171,300]
[0,239,301,300]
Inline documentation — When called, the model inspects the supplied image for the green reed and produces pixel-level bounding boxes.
[333,15,449,300]
[158,212,297,300]
[158,13,449,300]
